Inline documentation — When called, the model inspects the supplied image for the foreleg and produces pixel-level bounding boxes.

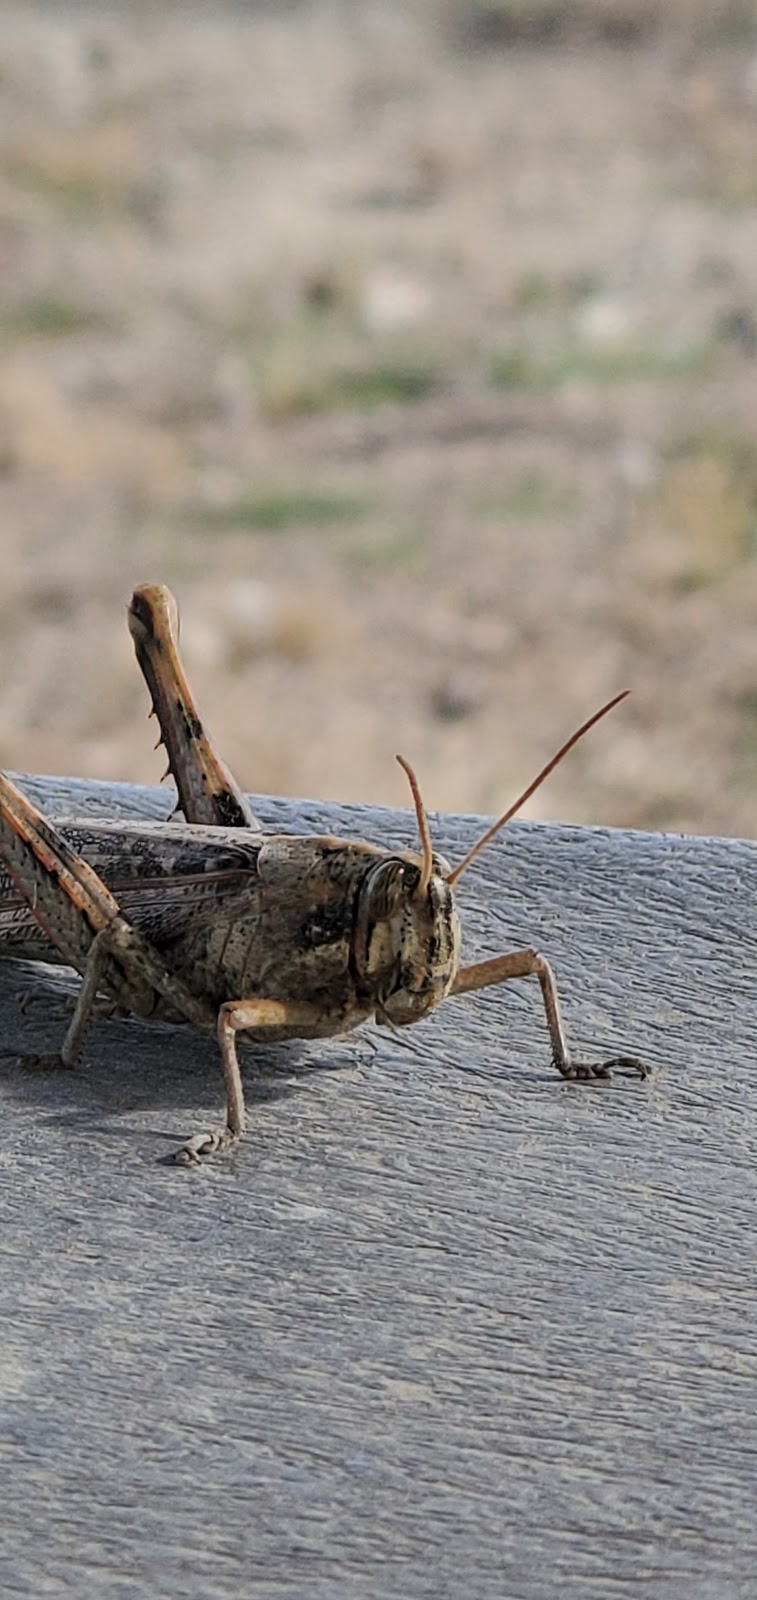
[452,948,647,1081]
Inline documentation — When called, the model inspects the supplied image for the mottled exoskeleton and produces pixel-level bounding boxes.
[0,586,646,1162]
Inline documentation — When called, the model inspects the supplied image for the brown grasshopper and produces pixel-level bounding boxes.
[0,585,646,1164]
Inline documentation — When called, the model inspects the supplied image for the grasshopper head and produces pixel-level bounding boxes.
[355,693,632,1031]
[352,853,461,1027]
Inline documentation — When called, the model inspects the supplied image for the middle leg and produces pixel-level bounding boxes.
[176,996,333,1165]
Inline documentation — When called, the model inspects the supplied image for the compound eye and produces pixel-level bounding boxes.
[367,859,407,920]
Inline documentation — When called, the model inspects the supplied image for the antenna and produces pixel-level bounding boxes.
[395,754,434,896]
[447,690,630,887]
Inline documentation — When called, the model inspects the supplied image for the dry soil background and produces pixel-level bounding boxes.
[2,1,757,836]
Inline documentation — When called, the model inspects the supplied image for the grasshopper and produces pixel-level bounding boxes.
[0,585,646,1164]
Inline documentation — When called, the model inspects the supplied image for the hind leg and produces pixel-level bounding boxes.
[128,584,259,830]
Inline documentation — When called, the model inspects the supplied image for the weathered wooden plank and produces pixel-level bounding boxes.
[1,772,756,1600]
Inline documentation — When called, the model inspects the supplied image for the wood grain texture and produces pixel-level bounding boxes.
[2,772,756,1600]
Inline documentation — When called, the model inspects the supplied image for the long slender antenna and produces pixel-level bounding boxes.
[447,689,630,887]
[396,754,434,896]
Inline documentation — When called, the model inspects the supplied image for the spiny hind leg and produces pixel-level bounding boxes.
[128,584,259,831]
[0,771,141,1070]
[0,771,216,1079]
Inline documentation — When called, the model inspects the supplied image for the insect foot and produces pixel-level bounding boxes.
[555,1055,649,1081]
[173,1126,240,1167]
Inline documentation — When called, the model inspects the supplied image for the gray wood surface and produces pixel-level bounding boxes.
[1,772,756,1600]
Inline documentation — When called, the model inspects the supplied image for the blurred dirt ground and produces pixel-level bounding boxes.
[2,1,757,836]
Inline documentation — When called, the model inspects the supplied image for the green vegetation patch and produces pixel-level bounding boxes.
[490,340,711,392]
[473,471,580,519]
[201,488,374,533]
[0,294,98,343]
[325,362,440,410]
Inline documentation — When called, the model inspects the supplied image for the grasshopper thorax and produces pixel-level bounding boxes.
[352,853,461,1027]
